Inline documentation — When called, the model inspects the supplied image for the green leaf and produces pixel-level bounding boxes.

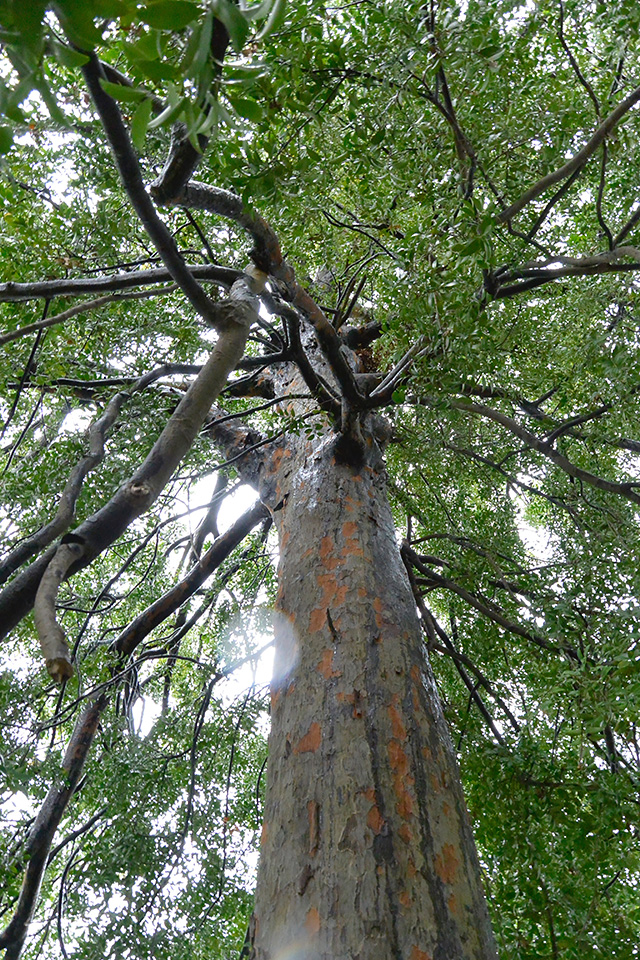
[99,79,150,103]
[227,96,264,122]
[49,39,90,68]
[121,31,163,62]
[55,0,104,48]
[224,60,269,80]
[184,7,214,79]
[239,0,276,20]
[254,0,286,40]
[0,126,14,154]
[213,0,251,52]
[137,1,199,30]
[130,97,153,150]
[135,60,180,82]
[148,84,185,129]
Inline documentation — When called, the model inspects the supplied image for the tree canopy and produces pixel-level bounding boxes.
[1,1,640,957]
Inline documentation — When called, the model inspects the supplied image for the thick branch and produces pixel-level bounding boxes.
[499,83,640,222]
[33,541,83,682]
[491,246,640,298]
[0,365,214,583]
[0,696,107,960]
[0,264,238,303]
[115,500,268,656]
[451,398,640,506]
[0,277,261,640]
[81,55,223,329]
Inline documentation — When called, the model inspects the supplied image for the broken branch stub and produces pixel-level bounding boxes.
[33,541,84,683]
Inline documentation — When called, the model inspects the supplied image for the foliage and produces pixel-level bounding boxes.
[1,1,640,958]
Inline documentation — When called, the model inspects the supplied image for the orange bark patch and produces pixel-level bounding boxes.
[388,741,415,819]
[309,608,327,633]
[317,649,341,679]
[268,447,286,475]
[399,891,411,908]
[317,572,348,608]
[373,596,385,628]
[308,800,319,856]
[341,521,365,558]
[434,843,460,885]
[398,823,412,844]
[344,495,360,513]
[319,535,339,570]
[294,722,322,754]
[260,822,268,846]
[367,804,385,835]
[357,587,367,599]
[305,907,320,935]
[270,689,281,709]
[364,787,376,802]
[388,739,410,778]
[407,858,417,879]
[411,664,422,684]
[410,948,432,960]
[280,530,290,548]
[387,698,408,741]
[448,893,459,915]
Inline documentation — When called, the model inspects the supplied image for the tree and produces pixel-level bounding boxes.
[1,0,640,957]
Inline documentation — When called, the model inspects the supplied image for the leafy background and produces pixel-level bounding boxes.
[1,1,640,957]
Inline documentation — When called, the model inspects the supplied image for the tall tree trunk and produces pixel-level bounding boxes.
[250,418,498,959]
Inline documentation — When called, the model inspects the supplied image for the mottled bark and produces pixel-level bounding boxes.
[251,420,497,959]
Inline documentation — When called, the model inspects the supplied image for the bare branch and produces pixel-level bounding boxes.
[0,696,107,960]
[0,365,212,584]
[492,246,640,298]
[402,543,567,656]
[0,287,177,346]
[165,181,366,408]
[80,54,227,330]
[0,264,238,303]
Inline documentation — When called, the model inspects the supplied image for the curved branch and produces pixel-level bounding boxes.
[402,543,568,657]
[499,83,640,223]
[166,181,365,407]
[33,541,84,682]
[0,287,177,346]
[0,277,261,640]
[450,398,640,506]
[0,365,210,584]
[115,500,268,656]
[81,54,224,330]
[0,695,107,960]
